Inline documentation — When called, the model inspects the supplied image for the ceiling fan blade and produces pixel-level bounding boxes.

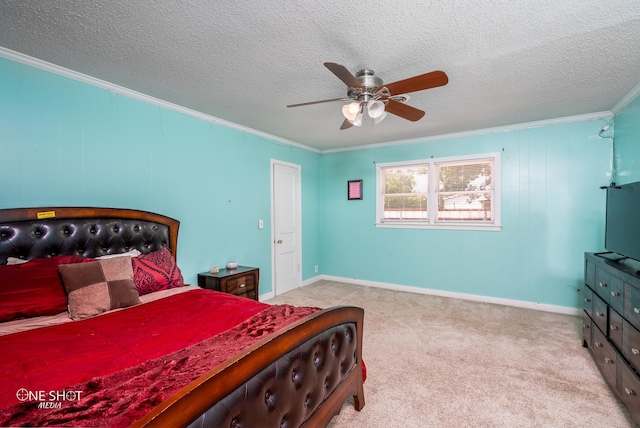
[385,99,425,122]
[340,118,353,130]
[324,62,362,88]
[379,70,448,96]
[287,97,347,108]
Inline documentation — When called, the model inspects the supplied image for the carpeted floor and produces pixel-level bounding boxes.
[266,280,637,428]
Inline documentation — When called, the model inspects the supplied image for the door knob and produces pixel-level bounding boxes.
[276,239,283,244]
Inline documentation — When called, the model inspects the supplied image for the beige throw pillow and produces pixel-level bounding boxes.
[59,256,141,320]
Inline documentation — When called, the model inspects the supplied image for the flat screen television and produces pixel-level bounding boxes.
[605,180,640,261]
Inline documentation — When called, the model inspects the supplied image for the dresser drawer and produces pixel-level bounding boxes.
[583,286,594,319]
[224,274,256,295]
[582,311,592,348]
[593,293,608,334]
[626,284,640,331]
[624,319,640,370]
[609,283,625,315]
[619,359,640,425]
[609,309,623,350]
[585,259,596,288]
[592,327,617,387]
[596,268,623,303]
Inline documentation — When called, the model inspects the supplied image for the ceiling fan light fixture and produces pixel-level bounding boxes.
[289,63,448,131]
[342,102,360,121]
[348,111,363,127]
[367,100,385,119]
[372,111,388,125]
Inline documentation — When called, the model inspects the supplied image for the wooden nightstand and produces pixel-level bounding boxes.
[197,266,259,301]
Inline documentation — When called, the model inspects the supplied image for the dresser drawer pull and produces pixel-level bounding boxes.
[604,358,613,364]
[596,312,605,318]
[595,341,603,347]
[611,291,621,297]
[632,348,640,355]
[583,324,590,329]
[626,388,636,395]
[610,325,619,331]
[239,283,246,288]
[599,282,608,288]
[584,298,591,303]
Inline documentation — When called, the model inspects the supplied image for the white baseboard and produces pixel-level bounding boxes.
[301,275,322,287]
[258,275,320,301]
[310,274,582,316]
[258,290,275,301]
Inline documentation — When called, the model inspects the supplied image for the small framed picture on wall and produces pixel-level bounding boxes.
[348,180,363,200]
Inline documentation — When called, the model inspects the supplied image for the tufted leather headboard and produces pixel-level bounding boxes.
[0,207,179,265]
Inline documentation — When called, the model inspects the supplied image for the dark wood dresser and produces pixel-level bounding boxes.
[198,266,259,301]
[583,252,640,422]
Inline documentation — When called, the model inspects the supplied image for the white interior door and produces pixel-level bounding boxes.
[272,161,301,295]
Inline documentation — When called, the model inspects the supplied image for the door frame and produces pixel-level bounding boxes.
[270,159,302,296]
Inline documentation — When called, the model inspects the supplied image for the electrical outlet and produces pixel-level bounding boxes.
[314,265,318,273]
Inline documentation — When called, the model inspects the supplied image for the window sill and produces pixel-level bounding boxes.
[375,222,502,231]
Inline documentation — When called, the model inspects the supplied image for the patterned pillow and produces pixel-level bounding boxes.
[131,248,185,295]
[59,256,141,320]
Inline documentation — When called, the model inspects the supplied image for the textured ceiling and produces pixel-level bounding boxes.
[1,0,639,151]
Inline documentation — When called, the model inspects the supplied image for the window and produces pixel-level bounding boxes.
[376,153,500,230]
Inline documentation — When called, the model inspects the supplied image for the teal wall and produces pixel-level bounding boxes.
[319,121,611,308]
[614,93,640,184]
[0,57,322,293]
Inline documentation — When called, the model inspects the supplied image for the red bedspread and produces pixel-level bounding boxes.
[0,289,319,426]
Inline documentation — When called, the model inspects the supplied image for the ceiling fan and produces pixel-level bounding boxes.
[287,62,448,130]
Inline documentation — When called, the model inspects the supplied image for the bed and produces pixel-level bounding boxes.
[0,207,365,427]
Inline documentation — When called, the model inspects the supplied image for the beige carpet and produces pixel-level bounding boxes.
[266,280,637,428]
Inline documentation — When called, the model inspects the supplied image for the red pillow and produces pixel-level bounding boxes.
[131,248,185,295]
[0,255,83,322]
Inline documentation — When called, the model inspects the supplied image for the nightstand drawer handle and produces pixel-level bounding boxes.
[599,282,608,288]
[595,341,603,347]
[604,358,613,364]
[632,348,640,355]
[239,283,246,288]
[611,291,621,297]
[596,312,605,318]
[626,388,636,395]
[584,298,591,303]
[610,325,618,331]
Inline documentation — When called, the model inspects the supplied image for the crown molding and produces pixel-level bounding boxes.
[611,80,640,114]
[322,111,614,154]
[0,47,320,154]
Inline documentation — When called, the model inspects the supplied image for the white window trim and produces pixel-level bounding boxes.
[375,152,501,231]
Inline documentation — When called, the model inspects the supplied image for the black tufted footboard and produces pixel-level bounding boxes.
[134,306,365,428]
[188,323,358,428]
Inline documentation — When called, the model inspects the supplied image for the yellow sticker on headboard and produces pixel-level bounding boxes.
[37,211,56,219]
